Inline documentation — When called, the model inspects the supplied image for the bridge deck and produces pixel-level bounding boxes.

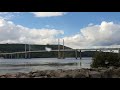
[0,48,119,55]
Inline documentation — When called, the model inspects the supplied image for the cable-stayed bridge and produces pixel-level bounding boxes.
[0,48,120,59]
[0,39,120,59]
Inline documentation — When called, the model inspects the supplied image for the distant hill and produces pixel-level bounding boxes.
[0,44,72,53]
[0,44,73,58]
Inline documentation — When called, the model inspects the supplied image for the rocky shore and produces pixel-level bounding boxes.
[0,67,120,78]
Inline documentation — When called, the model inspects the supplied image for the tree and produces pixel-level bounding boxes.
[91,52,120,68]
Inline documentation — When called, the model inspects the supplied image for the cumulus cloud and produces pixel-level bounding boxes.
[0,12,20,14]
[0,18,120,49]
[31,12,66,17]
[0,18,64,44]
[0,12,20,20]
[63,21,120,49]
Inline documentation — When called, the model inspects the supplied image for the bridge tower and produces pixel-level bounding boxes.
[58,39,65,59]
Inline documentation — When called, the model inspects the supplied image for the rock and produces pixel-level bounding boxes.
[2,67,120,78]
[29,71,47,77]
[59,73,71,78]
[31,72,40,77]
[110,67,120,77]
[89,71,101,78]
[79,69,89,77]
[72,73,86,78]
[108,66,115,70]
[101,70,112,78]
[9,74,16,78]
[16,72,29,78]
[54,70,63,77]
[45,70,56,77]
[0,75,6,78]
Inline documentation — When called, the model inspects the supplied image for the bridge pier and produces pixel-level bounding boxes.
[28,44,31,59]
[118,49,120,58]
[110,49,112,53]
[4,54,7,59]
[28,52,31,59]
[17,53,19,59]
[13,54,15,59]
[8,54,10,59]
[57,39,63,59]
[58,51,61,59]
[25,44,27,59]
[79,50,82,59]
[62,39,65,59]
[75,49,77,59]
[10,54,12,59]
[15,54,17,59]
[25,53,27,59]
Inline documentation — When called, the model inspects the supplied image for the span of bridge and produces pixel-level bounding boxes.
[0,48,120,55]
[0,38,120,59]
[0,48,120,60]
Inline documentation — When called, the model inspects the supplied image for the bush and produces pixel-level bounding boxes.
[91,52,120,68]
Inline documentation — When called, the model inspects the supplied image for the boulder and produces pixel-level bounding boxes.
[89,71,101,78]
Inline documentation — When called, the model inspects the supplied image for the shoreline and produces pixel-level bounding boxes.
[0,67,120,78]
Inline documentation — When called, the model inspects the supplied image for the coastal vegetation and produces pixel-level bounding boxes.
[91,52,120,68]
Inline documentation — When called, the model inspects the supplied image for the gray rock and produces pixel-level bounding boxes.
[72,73,87,78]
[101,70,112,78]
[89,71,101,78]
[108,66,115,70]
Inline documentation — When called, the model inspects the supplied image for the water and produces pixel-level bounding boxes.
[0,57,92,75]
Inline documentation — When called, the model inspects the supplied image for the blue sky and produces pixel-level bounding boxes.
[5,12,120,36]
[0,12,120,48]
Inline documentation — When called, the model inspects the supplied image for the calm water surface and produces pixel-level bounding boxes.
[0,58,92,75]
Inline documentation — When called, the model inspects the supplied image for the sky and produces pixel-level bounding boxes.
[0,12,120,49]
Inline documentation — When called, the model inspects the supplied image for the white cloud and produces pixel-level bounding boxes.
[0,12,20,14]
[1,18,120,49]
[32,12,66,17]
[0,12,20,20]
[63,21,120,49]
[0,18,64,45]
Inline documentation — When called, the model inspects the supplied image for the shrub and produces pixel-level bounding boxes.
[91,52,120,68]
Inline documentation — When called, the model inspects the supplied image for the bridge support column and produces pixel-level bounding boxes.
[25,53,27,59]
[118,49,120,59]
[15,53,17,59]
[4,54,7,59]
[10,54,12,59]
[58,39,61,59]
[28,52,31,59]
[96,50,97,52]
[25,44,27,59]
[75,49,77,59]
[28,44,31,59]
[99,50,102,53]
[8,54,11,59]
[62,39,65,59]
[14,54,15,59]
[19,54,21,59]
[110,49,112,53]
[58,51,60,59]
[17,53,19,59]
[79,50,82,59]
